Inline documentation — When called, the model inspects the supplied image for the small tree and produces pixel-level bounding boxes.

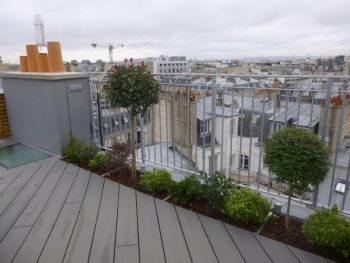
[263,127,331,229]
[104,58,160,177]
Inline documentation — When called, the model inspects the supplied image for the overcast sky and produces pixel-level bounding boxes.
[1,0,350,64]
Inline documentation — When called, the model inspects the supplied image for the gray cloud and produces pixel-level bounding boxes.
[1,0,349,63]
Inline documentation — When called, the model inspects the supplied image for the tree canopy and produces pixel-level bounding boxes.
[263,127,331,194]
[103,59,160,116]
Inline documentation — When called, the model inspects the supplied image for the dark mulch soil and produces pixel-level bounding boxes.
[167,198,259,232]
[260,215,349,263]
[105,171,169,200]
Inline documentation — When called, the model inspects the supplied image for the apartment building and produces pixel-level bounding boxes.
[146,54,188,74]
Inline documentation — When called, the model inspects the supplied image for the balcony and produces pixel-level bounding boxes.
[0,72,349,262]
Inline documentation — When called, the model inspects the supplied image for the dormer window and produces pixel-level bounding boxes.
[275,122,283,130]
[200,120,210,135]
[252,114,261,125]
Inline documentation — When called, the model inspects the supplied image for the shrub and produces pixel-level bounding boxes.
[199,172,235,211]
[106,142,132,177]
[302,205,350,257]
[140,169,174,193]
[80,143,100,164]
[169,175,202,205]
[61,132,85,163]
[89,152,109,171]
[223,188,271,223]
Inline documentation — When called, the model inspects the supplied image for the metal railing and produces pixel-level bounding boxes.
[89,73,350,214]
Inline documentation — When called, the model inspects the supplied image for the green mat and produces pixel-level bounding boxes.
[0,144,51,169]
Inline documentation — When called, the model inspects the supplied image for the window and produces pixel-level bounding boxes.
[159,64,162,67]
[184,63,186,66]
[126,133,131,142]
[229,119,236,135]
[252,114,261,125]
[103,122,109,129]
[209,154,219,173]
[123,117,128,124]
[240,154,249,170]
[275,122,283,130]
[112,137,117,145]
[114,120,119,126]
[200,120,210,135]
[94,124,98,130]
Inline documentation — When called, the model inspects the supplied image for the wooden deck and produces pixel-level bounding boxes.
[0,158,336,263]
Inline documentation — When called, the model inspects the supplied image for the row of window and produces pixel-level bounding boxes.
[159,63,186,67]
[159,68,186,73]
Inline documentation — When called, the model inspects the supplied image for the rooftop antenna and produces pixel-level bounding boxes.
[33,14,47,54]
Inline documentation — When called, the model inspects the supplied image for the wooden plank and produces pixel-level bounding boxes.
[37,202,82,263]
[11,164,79,263]
[175,206,218,263]
[137,191,165,263]
[288,245,329,263]
[116,185,138,247]
[225,223,272,263]
[155,199,192,263]
[65,168,91,203]
[89,180,119,263]
[199,214,245,263]
[14,161,67,227]
[0,169,22,195]
[254,234,299,263]
[0,165,40,216]
[63,173,104,263]
[0,227,31,263]
[0,162,55,243]
[115,245,139,263]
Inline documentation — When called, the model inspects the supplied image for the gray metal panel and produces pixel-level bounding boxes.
[137,191,166,263]
[0,165,40,215]
[89,180,119,263]
[63,173,104,263]
[0,226,31,263]
[14,161,66,227]
[254,234,299,263]
[0,162,54,243]
[115,245,139,263]
[12,164,78,263]
[65,77,92,145]
[288,246,329,263]
[1,75,91,154]
[116,185,138,246]
[65,168,91,203]
[225,223,272,263]
[37,202,82,263]
[199,214,245,263]
[0,169,22,195]
[155,199,192,263]
[175,206,218,263]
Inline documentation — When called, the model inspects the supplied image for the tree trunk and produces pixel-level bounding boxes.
[130,114,137,178]
[285,184,292,230]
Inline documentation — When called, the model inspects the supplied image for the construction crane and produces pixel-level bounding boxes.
[91,42,154,63]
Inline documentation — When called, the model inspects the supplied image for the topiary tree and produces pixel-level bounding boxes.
[104,58,160,177]
[263,127,331,229]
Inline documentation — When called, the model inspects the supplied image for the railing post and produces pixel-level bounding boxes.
[96,92,104,147]
[140,112,146,173]
[210,76,217,177]
[312,77,332,209]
